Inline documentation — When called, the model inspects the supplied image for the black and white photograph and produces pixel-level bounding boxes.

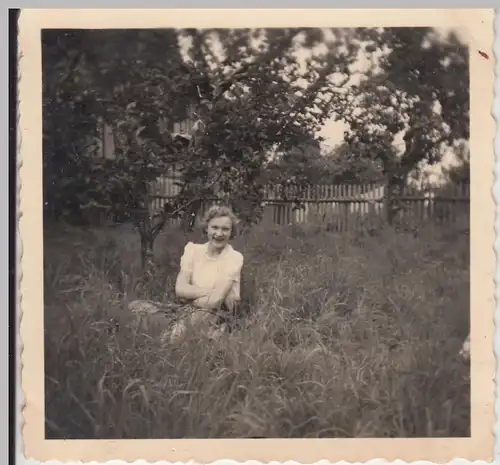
[18,8,496,464]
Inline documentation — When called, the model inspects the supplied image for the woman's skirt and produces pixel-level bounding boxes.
[127,299,233,344]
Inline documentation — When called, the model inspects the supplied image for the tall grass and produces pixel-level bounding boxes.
[43,219,470,439]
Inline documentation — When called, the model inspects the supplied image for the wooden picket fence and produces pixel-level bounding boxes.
[148,179,470,232]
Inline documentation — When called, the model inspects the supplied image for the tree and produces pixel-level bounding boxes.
[313,141,384,185]
[441,141,470,185]
[330,27,469,223]
[260,138,322,186]
[43,27,374,273]
[42,30,102,224]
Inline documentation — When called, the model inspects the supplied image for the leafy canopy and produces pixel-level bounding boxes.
[330,27,469,188]
[43,27,375,226]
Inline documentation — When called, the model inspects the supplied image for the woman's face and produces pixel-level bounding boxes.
[207,216,232,249]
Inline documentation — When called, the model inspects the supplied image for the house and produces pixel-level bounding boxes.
[96,103,196,162]
[95,104,197,198]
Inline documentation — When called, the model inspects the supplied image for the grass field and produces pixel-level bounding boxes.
[43,218,470,439]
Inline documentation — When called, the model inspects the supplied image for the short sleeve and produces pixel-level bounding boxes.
[227,251,244,282]
[179,242,196,273]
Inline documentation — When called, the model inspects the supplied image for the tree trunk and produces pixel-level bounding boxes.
[135,194,156,279]
[384,169,407,226]
[140,228,155,279]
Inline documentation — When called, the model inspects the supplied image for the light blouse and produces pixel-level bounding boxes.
[179,241,244,301]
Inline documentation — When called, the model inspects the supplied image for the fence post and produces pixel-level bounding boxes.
[342,185,349,232]
[384,175,393,226]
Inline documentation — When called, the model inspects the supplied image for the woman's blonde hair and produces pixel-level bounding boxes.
[200,205,239,239]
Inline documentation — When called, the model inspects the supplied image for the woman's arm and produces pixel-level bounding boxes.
[224,292,240,312]
[175,270,211,300]
[192,276,234,310]
[193,252,244,310]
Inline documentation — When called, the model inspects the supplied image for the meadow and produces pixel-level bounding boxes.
[44,217,470,439]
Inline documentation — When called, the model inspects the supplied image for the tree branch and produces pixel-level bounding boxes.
[150,168,225,239]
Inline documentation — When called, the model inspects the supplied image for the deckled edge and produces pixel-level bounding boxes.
[493,6,500,465]
[17,8,26,465]
[17,460,498,465]
[18,10,499,465]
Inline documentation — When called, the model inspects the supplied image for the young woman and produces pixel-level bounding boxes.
[170,205,244,343]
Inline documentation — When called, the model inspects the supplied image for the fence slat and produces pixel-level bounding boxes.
[145,179,470,231]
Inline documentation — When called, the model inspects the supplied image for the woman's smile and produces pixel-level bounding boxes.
[207,215,233,249]
[210,232,229,244]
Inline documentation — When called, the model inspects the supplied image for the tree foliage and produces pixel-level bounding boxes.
[43,27,374,268]
[329,27,469,221]
[315,142,385,185]
[441,142,470,185]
